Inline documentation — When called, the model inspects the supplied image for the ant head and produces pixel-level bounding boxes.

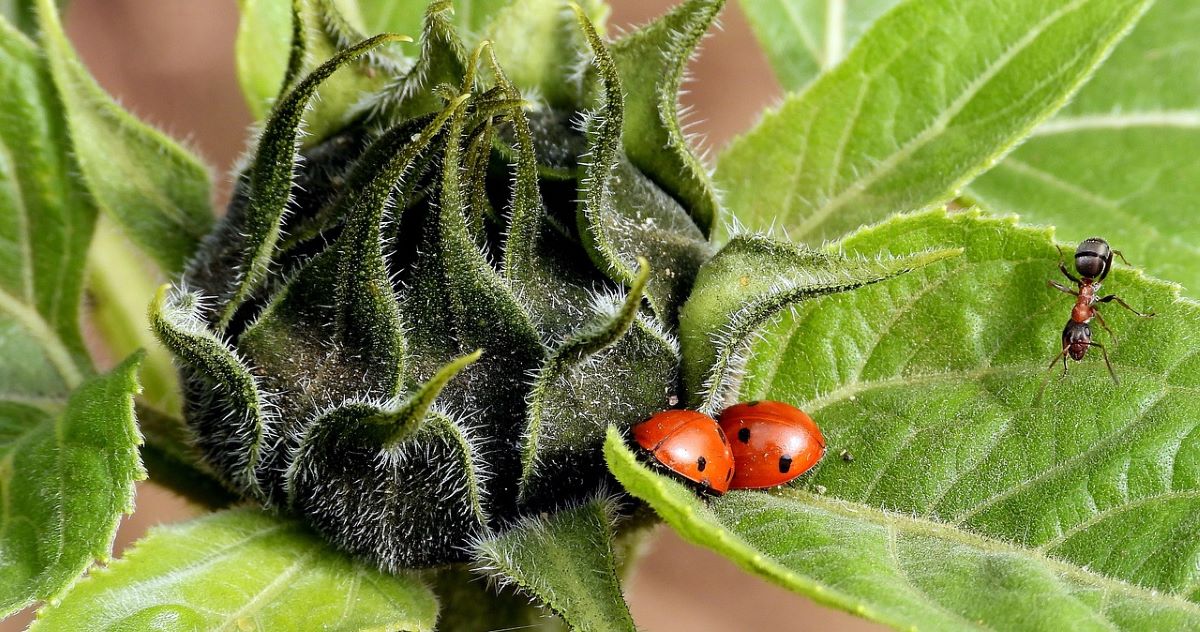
[1075,237,1113,280]
[1062,321,1092,361]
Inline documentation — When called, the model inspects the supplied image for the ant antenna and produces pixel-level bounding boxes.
[1111,249,1132,266]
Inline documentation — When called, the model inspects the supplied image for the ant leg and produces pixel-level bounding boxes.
[1057,246,1082,284]
[1092,308,1116,342]
[1089,342,1120,385]
[1096,294,1155,318]
[1034,348,1070,404]
[1111,249,1132,266]
[1047,279,1079,296]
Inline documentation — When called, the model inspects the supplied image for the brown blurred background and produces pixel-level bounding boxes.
[5,1,882,630]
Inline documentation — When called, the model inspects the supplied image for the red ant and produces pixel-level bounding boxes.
[1039,238,1154,396]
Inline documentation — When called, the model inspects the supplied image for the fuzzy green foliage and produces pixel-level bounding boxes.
[151,0,933,579]
[718,0,1154,243]
[0,358,143,618]
[31,509,439,631]
[5,0,1198,629]
[606,206,1200,628]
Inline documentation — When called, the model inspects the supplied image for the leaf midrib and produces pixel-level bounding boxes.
[0,137,35,304]
[214,550,318,631]
[1031,110,1200,136]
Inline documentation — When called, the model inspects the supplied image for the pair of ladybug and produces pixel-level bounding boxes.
[632,400,825,495]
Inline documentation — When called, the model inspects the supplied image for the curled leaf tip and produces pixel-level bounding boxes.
[631,256,652,295]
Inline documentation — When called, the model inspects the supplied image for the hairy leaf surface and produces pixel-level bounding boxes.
[32,508,438,631]
[236,0,403,138]
[738,0,900,91]
[614,208,1200,626]
[612,0,723,236]
[679,235,956,414]
[969,0,1200,291]
[0,358,142,617]
[608,427,1200,630]
[473,498,635,632]
[36,0,213,275]
[716,0,1152,243]
[0,17,93,396]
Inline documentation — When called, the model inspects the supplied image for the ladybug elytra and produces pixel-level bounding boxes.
[718,400,824,490]
[633,410,735,495]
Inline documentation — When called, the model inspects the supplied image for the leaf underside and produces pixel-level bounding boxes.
[35,0,213,275]
[0,14,145,618]
[606,209,1200,628]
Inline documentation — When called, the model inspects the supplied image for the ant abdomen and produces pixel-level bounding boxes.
[1074,237,1113,280]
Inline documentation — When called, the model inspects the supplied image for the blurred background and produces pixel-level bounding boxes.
[5,1,883,630]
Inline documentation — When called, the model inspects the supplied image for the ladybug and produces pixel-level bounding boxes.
[632,410,735,495]
[718,400,825,489]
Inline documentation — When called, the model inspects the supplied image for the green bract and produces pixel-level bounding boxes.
[149,0,937,572]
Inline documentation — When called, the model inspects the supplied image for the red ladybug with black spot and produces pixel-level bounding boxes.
[632,410,735,495]
[719,400,824,489]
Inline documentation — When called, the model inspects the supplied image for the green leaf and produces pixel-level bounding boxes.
[678,234,956,413]
[0,18,94,396]
[32,508,439,631]
[611,0,723,236]
[737,0,900,91]
[235,0,292,118]
[473,497,635,632]
[0,0,63,37]
[743,208,1200,596]
[606,426,1200,630]
[35,0,213,275]
[355,0,611,109]
[626,207,1200,627]
[358,0,507,35]
[968,0,1200,291]
[716,0,1153,243]
[0,356,143,618]
[87,219,180,416]
[236,0,404,138]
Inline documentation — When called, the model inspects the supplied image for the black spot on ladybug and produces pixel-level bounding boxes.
[737,428,751,443]
[746,400,760,407]
[778,455,793,473]
[697,456,707,472]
